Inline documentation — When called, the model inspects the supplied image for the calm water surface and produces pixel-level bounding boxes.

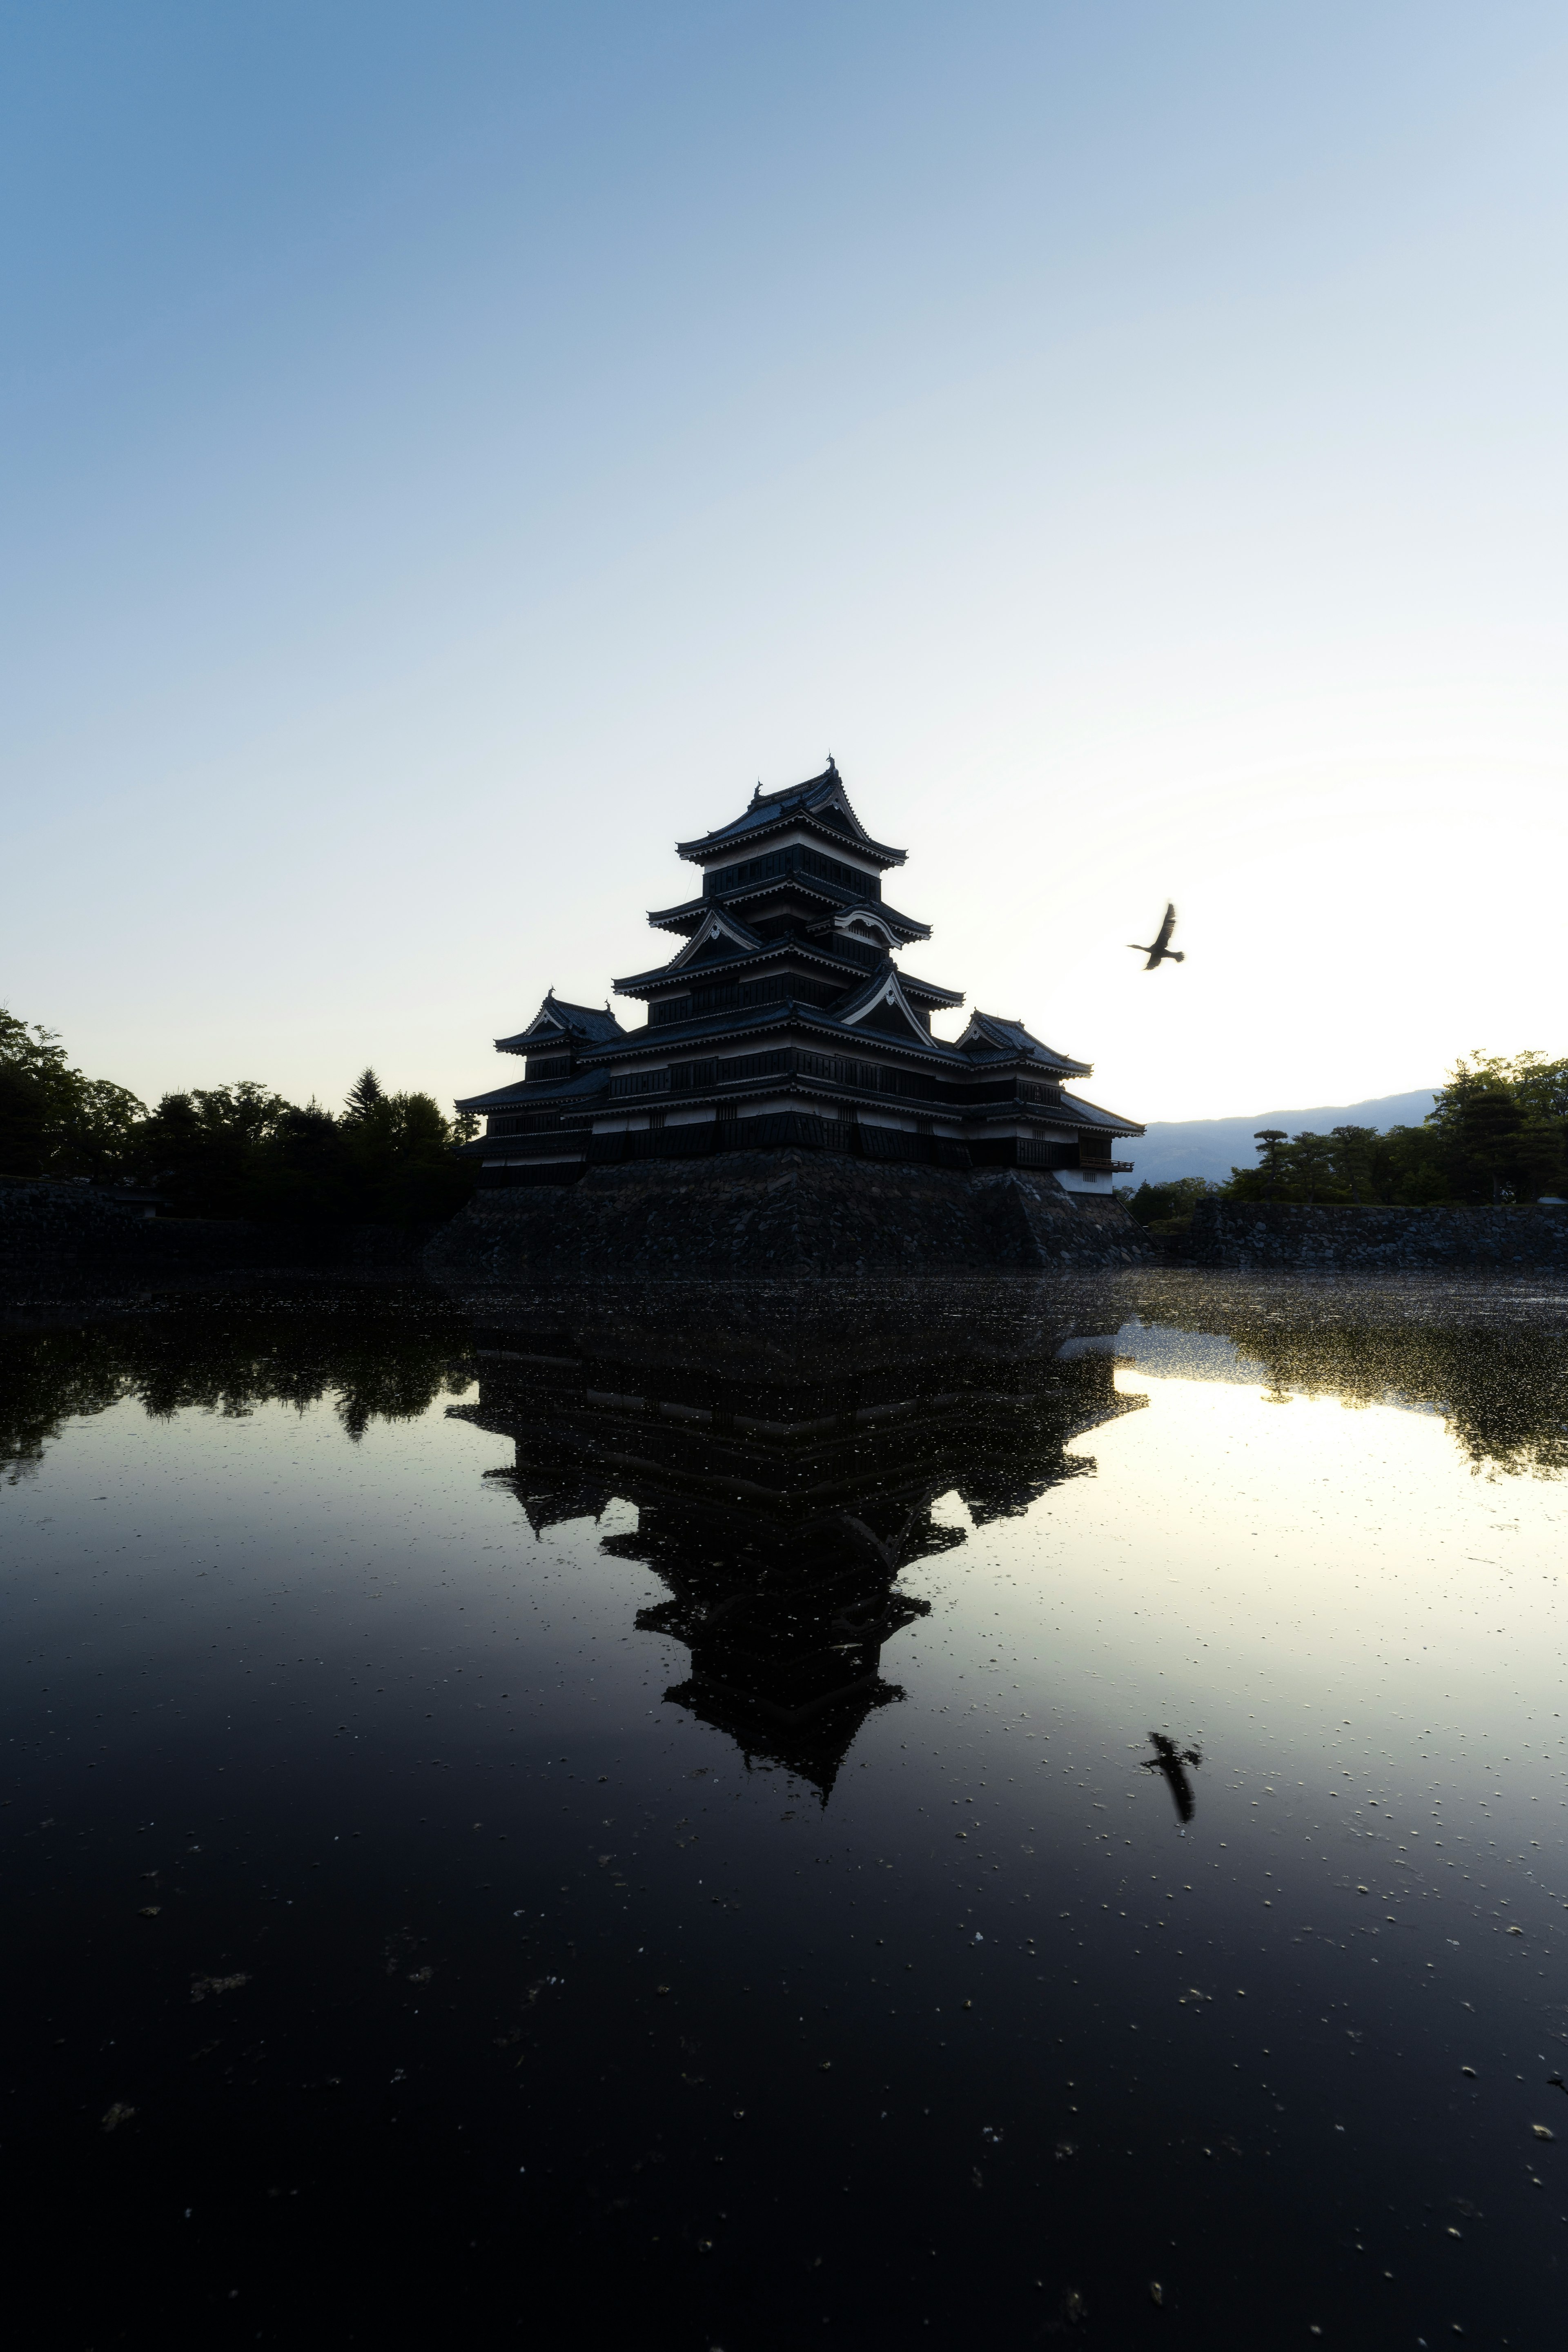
[4,1275,1567,2346]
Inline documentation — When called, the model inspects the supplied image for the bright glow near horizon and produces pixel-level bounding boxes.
[6,3,1567,1127]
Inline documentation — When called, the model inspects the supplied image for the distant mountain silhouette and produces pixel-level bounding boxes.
[1131,1089,1439,1188]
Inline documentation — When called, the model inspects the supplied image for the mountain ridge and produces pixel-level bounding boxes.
[1129,1089,1439,1188]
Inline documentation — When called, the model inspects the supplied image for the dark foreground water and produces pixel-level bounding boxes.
[4,1274,1567,2348]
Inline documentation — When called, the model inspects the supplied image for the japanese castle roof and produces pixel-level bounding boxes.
[958,1012,1092,1076]
[646,886,931,942]
[454,1067,608,1115]
[494,991,628,1055]
[676,761,906,869]
[1058,1090,1144,1138]
[611,928,963,1008]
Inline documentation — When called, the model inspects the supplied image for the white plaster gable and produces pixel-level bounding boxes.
[839,968,930,1039]
[666,910,762,969]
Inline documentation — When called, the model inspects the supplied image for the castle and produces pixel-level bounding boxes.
[455,761,1141,1196]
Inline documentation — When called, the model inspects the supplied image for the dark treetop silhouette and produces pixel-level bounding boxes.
[1129,903,1184,970]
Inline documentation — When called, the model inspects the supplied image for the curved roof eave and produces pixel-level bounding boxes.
[584,1002,967,1069]
[677,808,907,868]
[455,1069,609,1113]
[675,768,907,866]
[610,939,962,1004]
[647,884,931,942]
[1059,1088,1145,1137]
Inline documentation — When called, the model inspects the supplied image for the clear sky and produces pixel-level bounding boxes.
[7,2,1567,1123]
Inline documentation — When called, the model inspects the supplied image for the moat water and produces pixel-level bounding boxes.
[4,1274,1567,2346]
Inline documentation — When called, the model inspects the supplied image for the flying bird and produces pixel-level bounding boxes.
[1142,1731,1203,1825]
[1129,902,1184,969]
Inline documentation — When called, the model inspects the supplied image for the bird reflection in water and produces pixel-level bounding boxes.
[1142,1730,1203,1825]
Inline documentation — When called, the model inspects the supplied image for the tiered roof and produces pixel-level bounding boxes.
[457,762,1141,1180]
[495,991,626,1056]
[675,760,906,869]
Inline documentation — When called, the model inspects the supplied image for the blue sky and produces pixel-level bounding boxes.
[7,2,1568,1121]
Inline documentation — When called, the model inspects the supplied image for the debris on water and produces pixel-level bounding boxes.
[1460,2066,1477,2078]
[1054,2139,1077,2161]
[407,1967,432,1984]
[818,2060,832,2071]
[1531,2124,1555,2141]
[100,2103,136,2132]
[1148,2280,1165,2306]
[1061,2288,1087,2325]
[190,1973,250,2003]
[1548,2074,1568,2096]
[138,1905,161,1919]
[1356,1886,1369,1895]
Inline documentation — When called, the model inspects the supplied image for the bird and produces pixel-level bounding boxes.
[1142,1731,1203,1824]
[1129,903,1184,969]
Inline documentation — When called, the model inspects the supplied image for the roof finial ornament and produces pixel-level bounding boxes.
[750,779,762,805]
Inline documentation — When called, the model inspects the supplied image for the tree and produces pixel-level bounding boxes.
[1329,1125,1377,1203]
[0,1007,145,1179]
[343,1069,386,1121]
[1253,1129,1287,1200]
[1289,1131,1335,1204]
[1123,1176,1221,1226]
[130,1082,292,1217]
[1425,1051,1568,1202]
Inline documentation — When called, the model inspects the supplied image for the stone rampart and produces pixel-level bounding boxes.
[0,1178,421,1298]
[1185,1198,1568,1272]
[423,1150,1153,1285]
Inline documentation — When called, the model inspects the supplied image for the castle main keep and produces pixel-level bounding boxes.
[455,761,1142,1197]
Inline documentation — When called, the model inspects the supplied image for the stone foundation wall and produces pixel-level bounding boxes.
[423,1149,1153,1285]
[0,1179,421,1298]
[1185,1198,1568,1271]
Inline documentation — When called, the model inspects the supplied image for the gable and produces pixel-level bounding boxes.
[688,931,744,964]
[858,996,927,1041]
[669,910,760,969]
[842,968,932,1042]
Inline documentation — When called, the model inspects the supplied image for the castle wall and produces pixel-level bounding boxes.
[1183,1198,1568,1271]
[423,1148,1153,1285]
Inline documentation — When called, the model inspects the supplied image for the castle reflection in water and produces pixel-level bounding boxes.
[452,1284,1144,1802]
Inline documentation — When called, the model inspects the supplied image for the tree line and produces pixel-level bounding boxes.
[1123,1051,1568,1225]
[1,1303,476,1483]
[0,1007,478,1228]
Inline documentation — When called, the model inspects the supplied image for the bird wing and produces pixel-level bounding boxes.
[1154,902,1177,952]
